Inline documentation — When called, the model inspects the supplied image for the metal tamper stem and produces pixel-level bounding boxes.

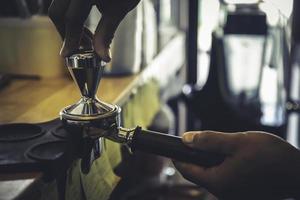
[61,51,119,120]
[60,51,225,173]
[60,50,122,172]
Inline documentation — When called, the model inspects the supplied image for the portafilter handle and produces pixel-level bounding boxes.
[112,126,225,168]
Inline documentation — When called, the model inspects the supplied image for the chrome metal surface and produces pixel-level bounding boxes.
[60,98,117,119]
[61,50,113,121]
[66,50,105,98]
[61,51,136,153]
[61,104,137,144]
[61,105,121,138]
[111,127,136,144]
[61,50,125,140]
[66,50,103,69]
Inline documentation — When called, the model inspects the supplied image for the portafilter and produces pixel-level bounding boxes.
[60,50,224,172]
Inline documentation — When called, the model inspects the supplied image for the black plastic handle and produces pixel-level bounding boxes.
[130,127,225,167]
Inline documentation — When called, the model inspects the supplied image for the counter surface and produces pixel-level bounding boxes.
[0,33,185,200]
[0,75,136,124]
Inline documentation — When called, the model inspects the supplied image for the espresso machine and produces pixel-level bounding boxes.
[59,50,224,173]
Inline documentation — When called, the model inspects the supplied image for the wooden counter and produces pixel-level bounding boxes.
[0,33,185,200]
[0,75,137,124]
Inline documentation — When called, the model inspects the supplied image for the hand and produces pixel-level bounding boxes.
[174,131,300,200]
[48,0,140,61]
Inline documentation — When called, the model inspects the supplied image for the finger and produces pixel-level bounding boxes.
[79,27,93,50]
[93,13,126,62]
[48,0,70,39]
[173,161,211,186]
[182,131,240,154]
[61,0,92,57]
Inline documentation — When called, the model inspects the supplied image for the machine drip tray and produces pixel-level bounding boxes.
[0,119,78,176]
[0,124,44,142]
[52,126,70,139]
[27,141,66,161]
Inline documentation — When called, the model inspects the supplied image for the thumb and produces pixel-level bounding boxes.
[93,14,125,62]
[182,131,239,154]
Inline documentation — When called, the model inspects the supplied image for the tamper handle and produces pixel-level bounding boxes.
[130,127,225,167]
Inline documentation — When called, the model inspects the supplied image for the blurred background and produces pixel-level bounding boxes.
[0,0,299,199]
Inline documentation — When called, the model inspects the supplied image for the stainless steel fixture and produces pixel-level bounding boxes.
[60,50,224,173]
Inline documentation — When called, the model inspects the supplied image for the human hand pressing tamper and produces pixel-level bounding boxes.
[48,0,140,61]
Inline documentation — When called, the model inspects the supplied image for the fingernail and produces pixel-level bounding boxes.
[182,133,195,144]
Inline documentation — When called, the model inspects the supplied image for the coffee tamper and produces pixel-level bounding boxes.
[60,51,224,173]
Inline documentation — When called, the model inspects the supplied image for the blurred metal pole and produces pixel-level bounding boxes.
[292,1,300,147]
[187,0,199,85]
[286,1,300,147]
[286,1,300,102]
[186,0,199,130]
[292,1,300,45]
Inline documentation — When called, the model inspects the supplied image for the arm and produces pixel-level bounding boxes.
[48,0,140,61]
[174,131,300,199]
